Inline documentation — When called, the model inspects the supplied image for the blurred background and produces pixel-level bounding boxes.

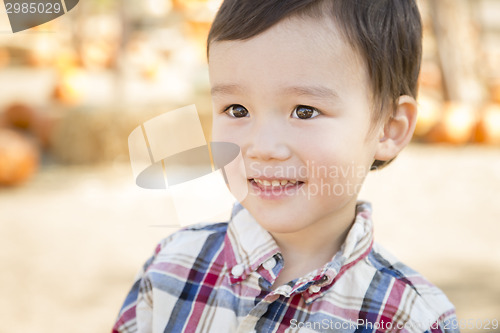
[0,0,499,332]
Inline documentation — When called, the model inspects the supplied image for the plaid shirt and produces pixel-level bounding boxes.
[113,202,458,333]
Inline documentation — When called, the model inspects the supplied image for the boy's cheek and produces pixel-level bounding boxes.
[211,118,229,142]
[221,152,249,202]
[305,157,372,182]
[212,123,244,146]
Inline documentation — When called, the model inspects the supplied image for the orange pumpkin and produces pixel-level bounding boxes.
[0,48,10,68]
[491,81,500,104]
[0,129,39,186]
[426,102,478,144]
[415,95,442,139]
[52,68,86,105]
[0,111,6,128]
[173,0,211,11]
[81,40,116,70]
[475,104,500,145]
[4,103,37,130]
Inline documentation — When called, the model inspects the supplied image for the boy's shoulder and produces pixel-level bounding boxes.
[353,242,456,329]
[180,221,230,234]
[152,221,230,259]
[153,204,246,257]
[160,220,230,243]
[368,242,448,296]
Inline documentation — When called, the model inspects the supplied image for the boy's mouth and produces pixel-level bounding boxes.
[248,178,305,195]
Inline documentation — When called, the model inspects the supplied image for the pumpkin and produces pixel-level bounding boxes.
[173,0,211,11]
[0,48,10,68]
[426,102,477,144]
[415,95,442,139]
[3,103,37,130]
[0,129,39,186]
[81,40,116,70]
[52,68,86,105]
[475,104,500,145]
[491,81,500,104]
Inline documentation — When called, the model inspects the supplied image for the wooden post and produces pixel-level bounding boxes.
[428,0,488,105]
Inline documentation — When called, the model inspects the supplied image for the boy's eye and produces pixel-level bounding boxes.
[291,105,320,119]
[225,104,249,118]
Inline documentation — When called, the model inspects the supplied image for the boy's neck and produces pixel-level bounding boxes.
[269,198,358,287]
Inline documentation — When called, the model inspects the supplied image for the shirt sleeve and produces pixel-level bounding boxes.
[112,242,162,333]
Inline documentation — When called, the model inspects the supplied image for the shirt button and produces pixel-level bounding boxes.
[277,285,292,294]
[263,257,277,270]
[231,264,245,277]
[308,285,321,293]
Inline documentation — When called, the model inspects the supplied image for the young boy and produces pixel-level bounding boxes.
[113,0,458,332]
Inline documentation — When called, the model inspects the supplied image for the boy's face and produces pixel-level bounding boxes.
[209,16,383,235]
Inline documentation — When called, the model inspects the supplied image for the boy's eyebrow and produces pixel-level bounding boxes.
[210,84,243,96]
[283,85,339,100]
[210,84,339,100]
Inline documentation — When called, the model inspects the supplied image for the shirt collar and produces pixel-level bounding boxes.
[224,204,281,284]
[223,201,374,294]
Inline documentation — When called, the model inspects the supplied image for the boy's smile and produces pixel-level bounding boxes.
[209,15,383,251]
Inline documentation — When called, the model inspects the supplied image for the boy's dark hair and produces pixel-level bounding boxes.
[207,0,422,170]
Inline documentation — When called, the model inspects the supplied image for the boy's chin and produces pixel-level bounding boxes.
[240,192,361,236]
[255,217,308,235]
[241,203,308,234]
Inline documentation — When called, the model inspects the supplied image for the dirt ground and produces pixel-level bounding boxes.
[0,144,499,333]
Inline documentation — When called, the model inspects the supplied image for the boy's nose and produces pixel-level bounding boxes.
[245,120,291,161]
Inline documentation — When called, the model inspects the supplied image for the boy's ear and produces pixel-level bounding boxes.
[374,95,418,162]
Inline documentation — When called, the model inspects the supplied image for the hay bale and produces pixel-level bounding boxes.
[49,101,212,165]
[50,106,161,164]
